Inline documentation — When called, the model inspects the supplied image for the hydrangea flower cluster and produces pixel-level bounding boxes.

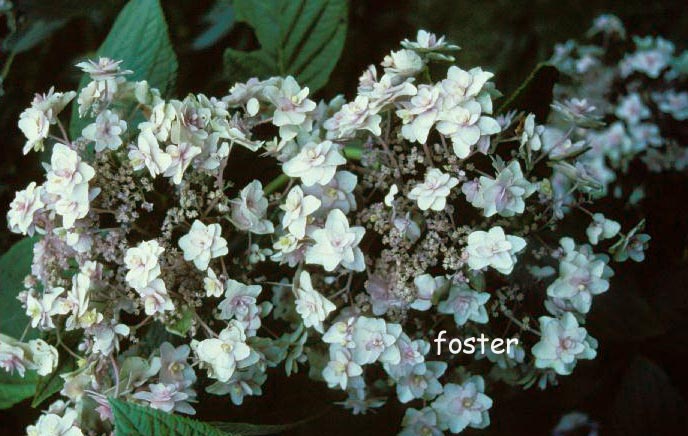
[550,14,688,180]
[2,21,677,435]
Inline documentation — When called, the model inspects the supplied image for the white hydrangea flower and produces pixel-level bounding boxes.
[431,376,492,433]
[192,320,251,383]
[204,268,224,298]
[629,122,662,149]
[7,182,44,235]
[28,339,59,376]
[0,335,30,377]
[383,334,426,379]
[138,278,174,316]
[324,96,382,139]
[82,109,127,152]
[323,344,363,390]
[158,342,196,386]
[400,407,443,436]
[231,180,274,234]
[61,227,93,254]
[520,113,545,151]
[621,36,674,78]
[63,268,101,331]
[384,184,399,208]
[89,321,130,356]
[546,238,610,313]
[350,316,401,365]
[263,76,316,140]
[407,168,459,211]
[178,220,228,270]
[360,71,417,112]
[323,316,356,348]
[45,143,95,197]
[588,14,626,38]
[129,129,172,177]
[402,29,457,52]
[124,240,164,290]
[437,283,490,326]
[139,101,176,142]
[132,383,194,414]
[469,161,536,217]
[410,274,443,311]
[26,408,83,436]
[306,209,366,272]
[282,140,346,186]
[586,213,621,245]
[653,89,688,120]
[531,313,597,375]
[280,186,321,238]
[247,243,272,264]
[393,213,422,243]
[29,87,76,122]
[365,274,405,316]
[28,286,73,330]
[436,100,500,159]
[302,170,357,215]
[76,57,132,80]
[465,226,526,275]
[218,279,261,321]
[53,184,92,229]
[614,93,650,125]
[440,66,493,103]
[396,361,446,403]
[397,84,441,144]
[294,271,336,333]
[164,142,202,184]
[381,49,425,80]
[224,77,273,106]
[18,107,50,155]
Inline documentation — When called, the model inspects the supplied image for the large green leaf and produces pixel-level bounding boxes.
[31,356,76,408]
[110,398,230,436]
[0,237,40,409]
[2,19,68,55]
[210,417,316,435]
[0,237,38,339]
[69,0,178,138]
[192,0,235,50]
[0,371,38,410]
[223,0,347,93]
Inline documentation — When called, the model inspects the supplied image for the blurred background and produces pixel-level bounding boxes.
[1,0,687,434]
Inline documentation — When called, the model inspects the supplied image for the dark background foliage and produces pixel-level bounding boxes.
[1,0,687,434]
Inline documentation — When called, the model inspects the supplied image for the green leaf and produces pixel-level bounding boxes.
[2,19,68,54]
[223,0,348,93]
[496,62,559,120]
[31,356,76,408]
[0,370,38,410]
[166,308,194,337]
[210,409,323,435]
[69,0,178,138]
[192,0,235,50]
[110,398,231,435]
[0,237,38,339]
[0,237,40,409]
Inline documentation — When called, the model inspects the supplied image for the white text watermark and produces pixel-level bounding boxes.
[433,331,519,355]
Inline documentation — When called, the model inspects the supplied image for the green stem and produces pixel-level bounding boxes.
[1,50,16,80]
[264,174,289,195]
